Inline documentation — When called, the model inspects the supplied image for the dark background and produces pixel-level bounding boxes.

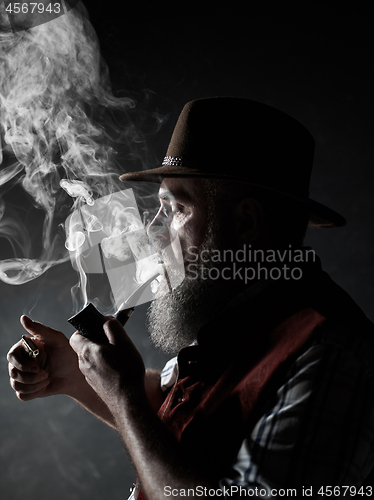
[1,2,373,499]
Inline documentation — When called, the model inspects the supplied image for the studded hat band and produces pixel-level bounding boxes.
[162,156,184,166]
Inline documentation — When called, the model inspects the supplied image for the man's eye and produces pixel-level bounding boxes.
[162,204,183,218]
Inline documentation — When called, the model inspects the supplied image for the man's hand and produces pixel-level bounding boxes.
[7,315,84,401]
[8,315,163,429]
[70,320,216,500]
[69,318,146,411]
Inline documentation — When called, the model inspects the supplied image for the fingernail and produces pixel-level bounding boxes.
[21,315,33,327]
[40,371,48,380]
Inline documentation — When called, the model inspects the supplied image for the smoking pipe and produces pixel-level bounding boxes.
[68,275,158,344]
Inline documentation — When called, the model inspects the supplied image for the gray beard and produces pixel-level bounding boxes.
[146,231,242,354]
[147,265,217,354]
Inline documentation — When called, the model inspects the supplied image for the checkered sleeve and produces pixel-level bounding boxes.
[160,355,178,392]
[218,342,374,498]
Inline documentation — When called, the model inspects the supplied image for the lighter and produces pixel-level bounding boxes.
[21,335,40,358]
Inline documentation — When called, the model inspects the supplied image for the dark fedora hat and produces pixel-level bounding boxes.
[120,97,346,228]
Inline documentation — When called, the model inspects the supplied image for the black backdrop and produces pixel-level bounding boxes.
[1,2,373,499]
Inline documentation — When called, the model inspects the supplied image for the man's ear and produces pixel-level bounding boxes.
[234,197,264,244]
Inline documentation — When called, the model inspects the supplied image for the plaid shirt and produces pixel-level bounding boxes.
[159,322,374,498]
[159,277,374,497]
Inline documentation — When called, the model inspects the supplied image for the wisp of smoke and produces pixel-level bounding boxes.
[0,1,135,286]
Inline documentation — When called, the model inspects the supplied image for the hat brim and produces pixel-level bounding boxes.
[119,165,346,228]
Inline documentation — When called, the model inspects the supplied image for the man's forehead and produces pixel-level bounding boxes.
[158,177,203,204]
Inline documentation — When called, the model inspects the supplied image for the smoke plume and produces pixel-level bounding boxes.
[0,1,135,288]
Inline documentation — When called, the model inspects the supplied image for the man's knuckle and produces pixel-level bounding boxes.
[83,344,103,361]
[10,378,18,391]
[15,359,26,371]
[8,352,27,371]
[6,348,17,363]
[9,365,18,379]
[96,345,107,357]
[12,380,22,391]
[78,348,93,367]
[83,344,93,357]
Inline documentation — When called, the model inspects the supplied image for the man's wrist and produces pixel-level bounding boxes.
[110,383,150,426]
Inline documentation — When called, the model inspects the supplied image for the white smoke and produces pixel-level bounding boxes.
[64,188,170,310]
[0,1,135,287]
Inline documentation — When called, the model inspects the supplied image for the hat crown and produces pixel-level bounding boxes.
[164,97,315,199]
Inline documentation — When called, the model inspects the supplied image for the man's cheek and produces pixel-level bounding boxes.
[169,230,184,266]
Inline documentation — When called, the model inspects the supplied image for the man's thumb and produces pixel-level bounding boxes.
[20,315,63,345]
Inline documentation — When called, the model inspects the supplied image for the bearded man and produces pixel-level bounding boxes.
[7,98,374,498]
